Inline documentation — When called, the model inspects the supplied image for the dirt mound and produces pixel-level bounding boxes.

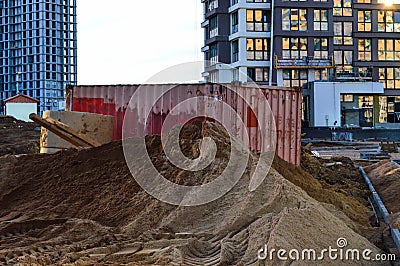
[0,122,391,265]
[0,115,39,156]
[389,213,400,230]
[364,161,400,213]
[273,152,371,230]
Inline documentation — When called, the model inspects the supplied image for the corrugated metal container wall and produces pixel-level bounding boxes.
[66,84,302,165]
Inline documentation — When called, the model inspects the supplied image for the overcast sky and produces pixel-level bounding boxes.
[77,1,204,85]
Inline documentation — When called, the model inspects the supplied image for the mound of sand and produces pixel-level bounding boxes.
[0,122,391,265]
[364,161,400,213]
[273,151,371,230]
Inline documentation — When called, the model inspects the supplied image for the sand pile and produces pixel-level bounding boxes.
[364,161,400,232]
[0,122,391,265]
[0,115,39,156]
[364,161,400,213]
[273,150,371,230]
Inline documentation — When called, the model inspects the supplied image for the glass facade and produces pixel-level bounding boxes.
[0,0,77,114]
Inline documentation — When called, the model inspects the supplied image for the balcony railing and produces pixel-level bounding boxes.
[205,56,219,68]
[335,68,373,81]
[209,28,218,38]
[232,24,238,34]
[232,53,239,62]
[275,56,334,69]
[207,0,218,12]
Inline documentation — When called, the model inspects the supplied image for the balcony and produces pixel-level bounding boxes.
[231,24,238,34]
[209,28,218,38]
[335,68,373,81]
[205,56,219,68]
[275,56,334,69]
[207,0,219,12]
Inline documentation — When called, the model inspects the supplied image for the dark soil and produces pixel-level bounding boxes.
[0,115,40,156]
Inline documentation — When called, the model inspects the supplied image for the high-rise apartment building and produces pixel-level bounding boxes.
[202,0,400,127]
[0,0,77,114]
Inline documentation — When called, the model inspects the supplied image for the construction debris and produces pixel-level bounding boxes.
[29,113,101,148]
[380,142,399,153]
[0,122,394,264]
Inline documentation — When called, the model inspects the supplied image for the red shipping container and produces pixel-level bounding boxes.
[66,84,302,165]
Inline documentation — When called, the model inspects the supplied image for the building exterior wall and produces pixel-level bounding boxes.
[0,0,77,114]
[310,82,384,126]
[5,102,37,121]
[201,0,400,126]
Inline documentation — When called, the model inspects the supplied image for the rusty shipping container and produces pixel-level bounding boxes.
[66,84,302,165]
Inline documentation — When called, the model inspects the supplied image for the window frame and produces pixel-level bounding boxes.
[282,8,307,31]
[314,10,328,31]
[358,39,372,61]
[283,69,308,88]
[247,67,269,82]
[358,10,371,32]
[334,22,353,45]
[334,50,354,74]
[246,9,271,32]
[247,38,270,61]
[333,0,352,17]
[282,37,308,59]
[314,38,328,59]
[378,39,400,61]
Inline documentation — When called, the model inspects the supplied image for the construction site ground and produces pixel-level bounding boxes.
[0,118,398,265]
[0,116,40,157]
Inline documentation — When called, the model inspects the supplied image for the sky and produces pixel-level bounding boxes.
[77,1,204,85]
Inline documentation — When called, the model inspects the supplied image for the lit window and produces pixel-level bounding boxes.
[334,0,352,16]
[358,39,371,61]
[340,94,354,102]
[378,39,400,61]
[246,10,271,32]
[358,10,371,31]
[247,38,269,61]
[377,0,400,3]
[282,37,308,59]
[282,9,307,31]
[378,11,400,32]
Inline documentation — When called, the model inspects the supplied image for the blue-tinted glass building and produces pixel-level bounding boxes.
[0,0,77,114]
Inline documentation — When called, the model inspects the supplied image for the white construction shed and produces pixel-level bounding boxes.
[4,94,39,122]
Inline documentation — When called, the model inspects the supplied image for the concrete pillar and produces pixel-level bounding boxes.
[276,69,284,86]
